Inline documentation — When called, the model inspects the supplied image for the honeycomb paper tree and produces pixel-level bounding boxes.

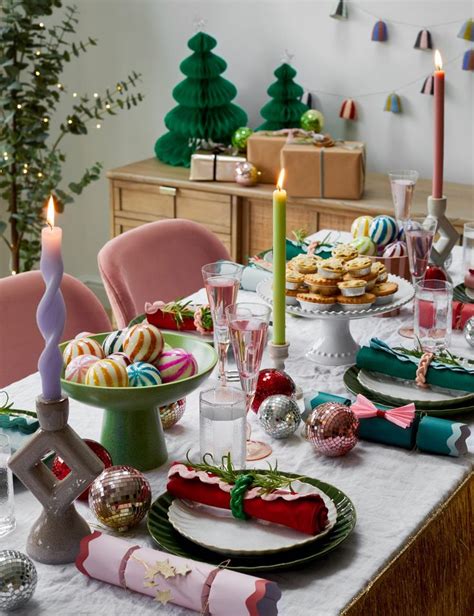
[257,63,308,131]
[155,32,247,167]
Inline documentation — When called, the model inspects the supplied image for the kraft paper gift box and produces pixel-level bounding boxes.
[246,133,288,184]
[281,141,366,199]
[189,150,246,182]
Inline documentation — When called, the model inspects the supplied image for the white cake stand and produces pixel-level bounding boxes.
[257,275,414,367]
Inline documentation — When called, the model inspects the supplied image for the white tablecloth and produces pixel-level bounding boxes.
[3,247,473,616]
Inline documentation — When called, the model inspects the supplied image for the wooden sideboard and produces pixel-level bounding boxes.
[108,158,473,263]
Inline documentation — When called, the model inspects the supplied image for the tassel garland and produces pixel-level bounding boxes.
[458,18,474,41]
[372,20,388,42]
[462,49,474,70]
[414,29,433,50]
[384,93,402,113]
[339,98,357,120]
[420,75,435,95]
[330,0,348,20]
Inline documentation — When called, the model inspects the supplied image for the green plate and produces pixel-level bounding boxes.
[454,283,471,303]
[344,366,474,417]
[147,471,356,572]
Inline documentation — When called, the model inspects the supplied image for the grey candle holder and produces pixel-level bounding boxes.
[8,396,104,565]
[425,196,459,267]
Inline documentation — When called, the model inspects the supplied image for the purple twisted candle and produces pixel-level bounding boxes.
[36,197,66,400]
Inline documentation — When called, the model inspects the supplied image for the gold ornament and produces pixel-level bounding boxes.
[235,161,260,186]
[159,399,186,429]
[88,465,151,531]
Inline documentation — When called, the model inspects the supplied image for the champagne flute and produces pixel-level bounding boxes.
[389,170,419,223]
[202,261,243,384]
[226,302,272,461]
[400,216,437,338]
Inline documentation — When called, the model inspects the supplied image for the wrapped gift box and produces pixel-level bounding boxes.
[247,133,288,184]
[281,141,366,199]
[189,150,246,182]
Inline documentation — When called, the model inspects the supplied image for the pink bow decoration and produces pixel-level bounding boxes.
[351,394,415,429]
[144,300,166,314]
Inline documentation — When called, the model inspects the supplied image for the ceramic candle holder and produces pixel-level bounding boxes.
[426,196,459,267]
[8,396,104,565]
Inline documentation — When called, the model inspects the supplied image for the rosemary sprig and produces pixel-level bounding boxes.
[160,298,195,326]
[0,391,36,418]
[393,346,474,367]
[185,452,303,495]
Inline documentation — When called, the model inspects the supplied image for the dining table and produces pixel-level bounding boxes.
[3,245,473,616]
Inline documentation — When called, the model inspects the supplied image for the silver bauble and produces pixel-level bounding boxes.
[0,550,37,610]
[235,161,259,186]
[258,395,301,439]
[464,317,474,347]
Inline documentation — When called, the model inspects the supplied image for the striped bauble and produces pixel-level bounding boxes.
[65,354,99,384]
[102,329,127,356]
[155,348,197,383]
[351,216,373,238]
[63,337,105,366]
[123,323,164,363]
[383,240,407,258]
[369,215,398,248]
[85,358,129,387]
[127,361,162,387]
[107,352,132,368]
[349,236,377,256]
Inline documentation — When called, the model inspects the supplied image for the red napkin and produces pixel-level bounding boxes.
[418,300,474,330]
[147,309,197,332]
[167,464,329,536]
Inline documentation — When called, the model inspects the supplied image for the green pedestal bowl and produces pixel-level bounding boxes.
[60,332,217,471]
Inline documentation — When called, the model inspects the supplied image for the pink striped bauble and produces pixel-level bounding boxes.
[155,348,198,383]
[123,323,164,363]
[107,352,132,368]
[85,358,129,387]
[63,337,105,366]
[383,240,407,258]
[65,354,99,384]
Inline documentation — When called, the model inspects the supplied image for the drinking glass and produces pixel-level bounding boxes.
[462,222,474,300]
[202,261,244,384]
[226,302,272,461]
[399,216,438,338]
[199,386,247,469]
[0,434,15,537]
[414,280,453,352]
[389,170,419,222]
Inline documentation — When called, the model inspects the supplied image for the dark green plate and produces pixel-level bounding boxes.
[147,471,356,572]
[344,366,474,417]
[454,283,471,303]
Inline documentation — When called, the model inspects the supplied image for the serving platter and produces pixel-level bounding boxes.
[167,479,338,556]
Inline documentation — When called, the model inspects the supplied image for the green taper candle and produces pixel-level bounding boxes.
[273,169,287,345]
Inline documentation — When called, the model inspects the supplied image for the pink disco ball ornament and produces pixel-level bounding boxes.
[307,403,359,457]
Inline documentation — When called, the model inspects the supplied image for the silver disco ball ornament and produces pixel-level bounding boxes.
[464,317,474,347]
[0,550,37,611]
[258,395,301,439]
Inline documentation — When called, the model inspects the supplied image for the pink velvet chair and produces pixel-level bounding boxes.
[98,219,231,328]
[0,271,111,388]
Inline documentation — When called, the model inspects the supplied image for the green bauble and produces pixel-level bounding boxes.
[231,126,253,151]
[300,109,325,133]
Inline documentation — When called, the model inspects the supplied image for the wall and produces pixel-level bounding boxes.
[0,0,473,282]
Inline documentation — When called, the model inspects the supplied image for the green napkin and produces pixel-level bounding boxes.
[356,341,474,393]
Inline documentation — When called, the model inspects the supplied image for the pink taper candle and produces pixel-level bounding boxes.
[37,196,66,400]
[432,50,445,199]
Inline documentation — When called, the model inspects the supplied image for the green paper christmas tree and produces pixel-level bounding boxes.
[257,63,308,131]
[155,32,247,167]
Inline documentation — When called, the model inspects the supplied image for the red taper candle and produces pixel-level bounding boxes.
[432,50,445,199]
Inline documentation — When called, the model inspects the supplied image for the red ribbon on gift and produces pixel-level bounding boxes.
[351,394,415,429]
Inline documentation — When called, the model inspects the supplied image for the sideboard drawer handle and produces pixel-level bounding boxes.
[159,186,177,196]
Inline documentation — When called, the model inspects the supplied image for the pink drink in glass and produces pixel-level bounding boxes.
[406,229,435,282]
[390,179,415,221]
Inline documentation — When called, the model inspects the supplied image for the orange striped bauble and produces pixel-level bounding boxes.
[85,358,129,387]
[123,323,164,363]
[63,337,105,366]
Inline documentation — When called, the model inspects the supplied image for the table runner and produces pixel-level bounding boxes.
[3,247,473,616]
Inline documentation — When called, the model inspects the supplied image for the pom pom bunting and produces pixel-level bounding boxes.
[339,98,357,120]
[420,75,434,95]
[414,29,433,50]
[458,18,474,41]
[372,20,388,42]
[462,49,474,71]
[330,0,348,20]
[384,93,402,113]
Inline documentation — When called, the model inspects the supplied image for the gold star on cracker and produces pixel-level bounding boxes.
[154,559,176,579]
[155,589,172,605]
[174,562,192,576]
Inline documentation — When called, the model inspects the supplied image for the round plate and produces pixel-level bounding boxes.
[147,471,356,572]
[344,366,474,416]
[167,480,338,556]
[256,275,414,320]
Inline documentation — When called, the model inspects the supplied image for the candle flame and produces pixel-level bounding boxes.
[46,195,55,229]
[277,169,285,190]
[434,49,443,71]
